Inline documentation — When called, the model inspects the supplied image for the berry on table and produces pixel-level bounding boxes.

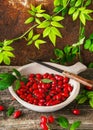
[0,105,4,111]
[13,110,22,118]
[72,109,80,115]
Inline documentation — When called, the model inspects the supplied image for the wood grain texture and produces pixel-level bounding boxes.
[0,66,93,130]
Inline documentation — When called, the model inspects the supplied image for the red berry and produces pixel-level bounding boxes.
[72,109,80,115]
[0,105,4,111]
[40,122,48,130]
[48,115,54,123]
[13,110,22,118]
[41,116,47,123]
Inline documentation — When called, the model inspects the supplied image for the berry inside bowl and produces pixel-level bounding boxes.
[9,62,82,112]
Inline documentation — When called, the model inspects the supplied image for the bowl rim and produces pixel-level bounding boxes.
[9,62,80,112]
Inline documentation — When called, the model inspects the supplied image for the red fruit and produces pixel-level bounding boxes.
[41,116,47,123]
[0,105,4,111]
[85,86,93,90]
[48,115,54,123]
[13,110,22,118]
[72,109,80,115]
[40,122,48,130]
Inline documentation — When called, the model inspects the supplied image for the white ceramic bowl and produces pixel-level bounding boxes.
[9,62,86,112]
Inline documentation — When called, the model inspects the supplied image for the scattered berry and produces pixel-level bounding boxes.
[13,110,22,118]
[72,109,80,115]
[0,105,4,111]
[40,122,48,130]
[48,115,54,123]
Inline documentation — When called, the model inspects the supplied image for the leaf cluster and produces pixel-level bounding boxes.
[0,40,14,65]
[76,89,93,108]
[24,4,64,47]
[0,69,27,91]
[56,116,81,130]
[50,37,85,65]
[84,33,93,52]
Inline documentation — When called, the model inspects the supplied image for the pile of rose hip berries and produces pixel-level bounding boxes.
[16,73,73,106]
[40,115,55,130]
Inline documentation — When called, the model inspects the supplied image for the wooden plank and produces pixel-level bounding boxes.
[0,66,93,130]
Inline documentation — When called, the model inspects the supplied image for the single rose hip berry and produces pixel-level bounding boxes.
[72,109,80,115]
[13,110,22,118]
[40,122,48,130]
[0,105,4,111]
[41,116,47,123]
[48,115,54,123]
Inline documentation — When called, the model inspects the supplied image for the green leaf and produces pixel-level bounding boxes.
[3,46,14,51]
[41,78,52,83]
[62,0,68,7]
[0,53,3,63]
[42,13,51,20]
[43,27,51,37]
[6,106,15,116]
[64,45,71,54]
[79,13,86,25]
[32,34,40,41]
[4,51,15,58]
[14,79,21,91]
[35,40,46,49]
[68,7,76,15]
[49,31,56,46]
[36,13,43,18]
[54,0,61,6]
[78,96,87,104]
[84,39,91,49]
[28,30,33,40]
[70,121,81,130]
[88,62,93,68]
[75,0,82,7]
[87,91,93,98]
[4,40,13,46]
[89,33,93,39]
[27,40,33,45]
[28,10,35,16]
[37,21,50,28]
[51,27,62,38]
[3,55,11,65]
[72,47,78,54]
[51,21,64,28]
[83,9,93,14]
[52,16,64,21]
[25,17,34,24]
[89,44,93,52]
[72,10,79,21]
[84,0,92,6]
[53,6,63,13]
[31,4,36,12]
[13,68,21,78]
[35,18,41,24]
[0,73,16,90]
[36,4,42,11]
[56,116,69,129]
[54,48,64,58]
[89,98,93,108]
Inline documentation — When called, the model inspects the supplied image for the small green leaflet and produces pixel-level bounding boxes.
[14,79,20,91]
[41,78,52,83]
[0,73,17,90]
[70,121,81,130]
[56,116,69,128]
[6,106,15,116]
[13,68,21,78]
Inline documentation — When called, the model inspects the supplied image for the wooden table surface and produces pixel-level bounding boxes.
[0,66,93,130]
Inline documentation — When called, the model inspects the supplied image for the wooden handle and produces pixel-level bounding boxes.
[63,71,93,88]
